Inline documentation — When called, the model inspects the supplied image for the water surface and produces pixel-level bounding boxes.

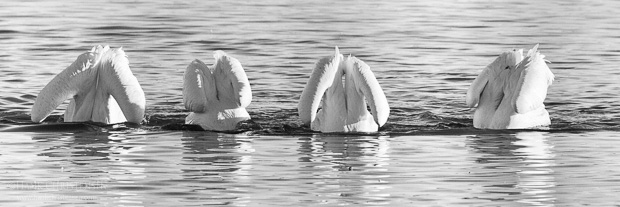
[1,131,620,206]
[1,0,620,206]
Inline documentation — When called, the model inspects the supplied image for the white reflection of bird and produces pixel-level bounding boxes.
[466,44,554,129]
[298,47,389,133]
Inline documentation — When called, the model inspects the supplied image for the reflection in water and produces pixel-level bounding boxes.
[29,132,151,205]
[181,131,254,177]
[513,132,556,206]
[297,135,391,205]
[3,130,620,206]
[466,131,555,206]
[180,131,254,206]
[26,131,256,206]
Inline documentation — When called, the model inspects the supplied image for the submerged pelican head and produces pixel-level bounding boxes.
[298,47,389,133]
[466,44,554,129]
[31,45,146,124]
[183,51,252,131]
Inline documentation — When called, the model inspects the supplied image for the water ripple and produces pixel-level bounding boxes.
[1,1,620,203]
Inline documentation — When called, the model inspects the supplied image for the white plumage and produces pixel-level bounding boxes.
[31,45,145,124]
[183,51,252,131]
[466,44,554,129]
[298,47,389,132]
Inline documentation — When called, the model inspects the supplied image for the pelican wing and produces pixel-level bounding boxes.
[467,49,524,108]
[298,47,342,125]
[183,59,210,112]
[212,51,252,108]
[31,51,97,122]
[512,44,554,114]
[97,48,146,124]
[466,66,490,108]
[347,56,389,127]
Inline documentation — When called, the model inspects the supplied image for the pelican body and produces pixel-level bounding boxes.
[298,47,389,133]
[183,51,252,131]
[31,45,145,124]
[466,44,554,129]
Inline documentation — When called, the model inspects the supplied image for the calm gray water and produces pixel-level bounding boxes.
[1,0,620,206]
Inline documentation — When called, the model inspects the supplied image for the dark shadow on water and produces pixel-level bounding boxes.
[2,110,620,136]
[0,122,101,133]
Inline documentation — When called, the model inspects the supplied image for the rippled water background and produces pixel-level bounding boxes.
[1,0,620,206]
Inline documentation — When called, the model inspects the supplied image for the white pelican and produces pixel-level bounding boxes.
[466,44,554,129]
[298,47,389,133]
[31,45,146,124]
[183,51,252,131]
